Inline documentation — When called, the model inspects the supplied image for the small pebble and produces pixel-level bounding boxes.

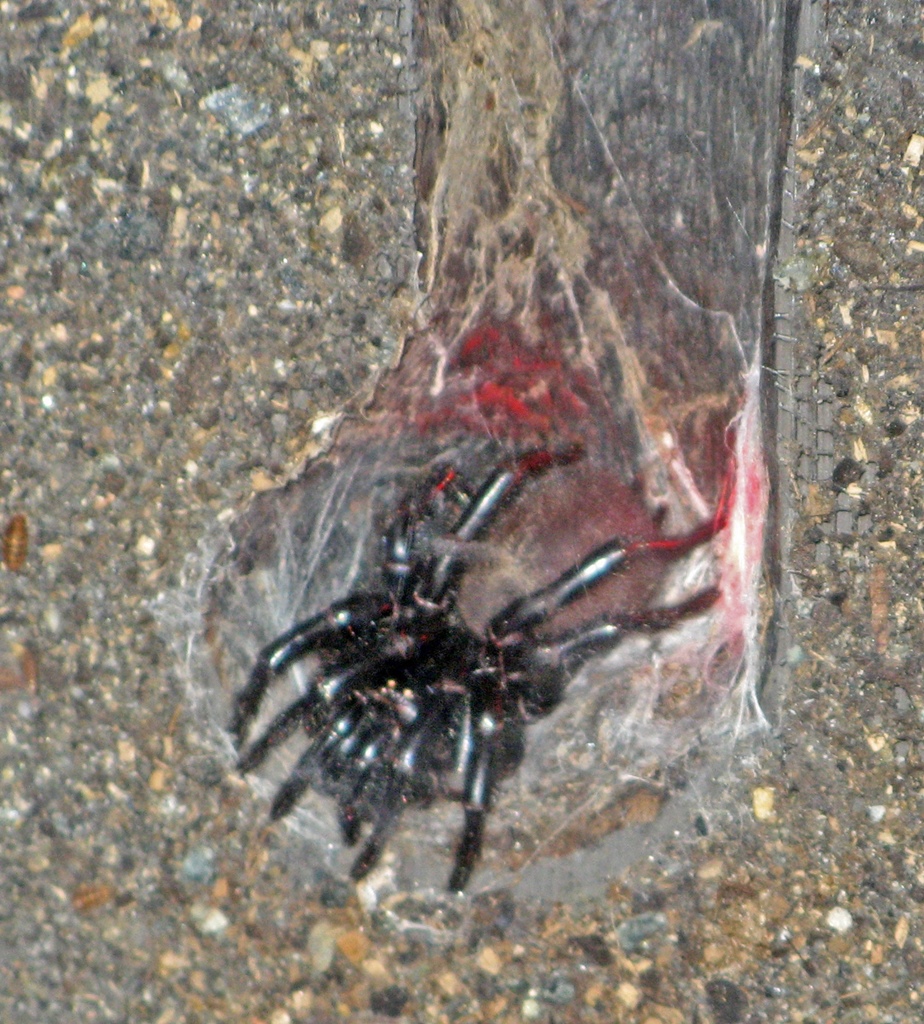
[785,644,806,665]
[307,920,337,973]
[317,876,351,908]
[290,988,313,1014]
[539,974,576,1005]
[867,805,886,824]
[705,978,749,1024]
[158,58,190,93]
[521,997,543,1021]
[320,205,343,234]
[571,932,613,966]
[189,903,229,937]
[582,982,605,1008]
[0,806,23,825]
[752,787,775,820]
[826,907,853,934]
[72,882,115,913]
[616,911,669,953]
[437,971,462,996]
[136,534,156,557]
[337,929,370,965]
[362,958,390,983]
[204,84,273,136]
[180,845,217,885]
[307,921,340,974]
[369,985,409,1017]
[616,981,640,1010]
[893,739,911,763]
[476,945,502,975]
[903,132,924,167]
[44,605,62,634]
[697,858,725,880]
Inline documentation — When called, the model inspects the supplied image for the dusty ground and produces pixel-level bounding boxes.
[2,1,923,1022]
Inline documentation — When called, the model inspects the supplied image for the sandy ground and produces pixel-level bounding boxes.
[2,1,923,1022]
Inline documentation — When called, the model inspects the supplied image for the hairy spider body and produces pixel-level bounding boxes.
[231,448,724,891]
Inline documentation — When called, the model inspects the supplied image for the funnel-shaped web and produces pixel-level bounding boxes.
[193,0,788,896]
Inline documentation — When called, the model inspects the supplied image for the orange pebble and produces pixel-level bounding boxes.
[2,513,28,572]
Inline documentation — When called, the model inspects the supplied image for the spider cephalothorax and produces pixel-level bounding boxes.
[230,448,723,891]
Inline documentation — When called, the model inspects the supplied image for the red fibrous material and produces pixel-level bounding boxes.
[416,320,600,440]
[192,0,789,897]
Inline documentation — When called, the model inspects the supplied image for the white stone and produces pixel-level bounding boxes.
[826,907,853,934]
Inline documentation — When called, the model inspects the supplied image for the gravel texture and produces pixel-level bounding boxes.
[2,1,923,1022]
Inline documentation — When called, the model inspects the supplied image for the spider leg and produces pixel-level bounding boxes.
[336,714,404,846]
[268,698,368,820]
[549,586,722,665]
[268,743,325,822]
[448,699,498,892]
[348,721,432,881]
[450,808,485,893]
[236,690,320,773]
[236,655,380,772]
[490,516,722,638]
[336,732,401,848]
[382,512,415,603]
[381,463,465,601]
[230,593,390,745]
[425,446,581,603]
[346,689,461,880]
[338,802,363,846]
[348,770,406,881]
[268,670,415,827]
